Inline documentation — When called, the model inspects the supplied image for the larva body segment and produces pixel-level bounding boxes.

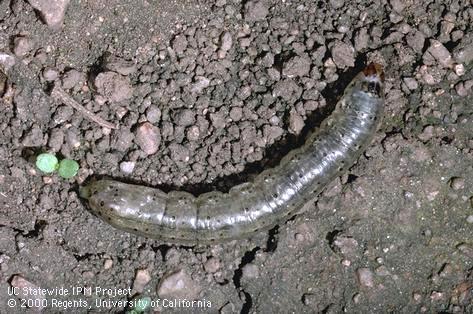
[79,63,385,245]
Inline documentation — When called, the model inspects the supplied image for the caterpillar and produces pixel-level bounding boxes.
[79,63,385,245]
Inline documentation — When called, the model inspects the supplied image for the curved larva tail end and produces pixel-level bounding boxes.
[363,63,385,82]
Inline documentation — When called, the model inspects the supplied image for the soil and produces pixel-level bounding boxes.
[0,0,472,313]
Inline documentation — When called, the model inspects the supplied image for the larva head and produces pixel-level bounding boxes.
[357,63,385,98]
[79,180,139,219]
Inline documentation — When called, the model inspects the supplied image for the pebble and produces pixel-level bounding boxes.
[157,270,201,300]
[229,107,243,121]
[119,161,135,174]
[288,110,304,134]
[186,125,200,142]
[133,269,151,294]
[220,32,233,51]
[242,263,259,279]
[282,55,311,78]
[466,215,473,224]
[13,36,34,57]
[190,76,210,93]
[449,177,465,190]
[455,80,473,97]
[102,54,137,76]
[203,257,221,273]
[331,41,355,68]
[42,67,58,81]
[425,39,454,68]
[333,236,359,256]
[135,122,161,155]
[94,71,133,102]
[417,125,434,142]
[244,1,269,22]
[356,268,375,288]
[10,275,46,309]
[0,52,16,71]
[27,0,70,29]
[402,77,418,90]
[103,259,113,270]
[61,69,85,90]
[146,106,161,124]
[174,109,196,127]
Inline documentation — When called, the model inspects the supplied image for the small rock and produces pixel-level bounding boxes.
[288,110,304,134]
[229,107,243,121]
[135,122,161,155]
[203,257,221,273]
[242,264,259,279]
[263,125,284,144]
[102,54,137,76]
[466,215,473,224]
[146,106,161,124]
[190,76,210,93]
[27,0,70,29]
[94,71,133,103]
[334,236,359,256]
[417,125,434,142]
[13,36,34,57]
[356,268,374,288]
[174,109,196,127]
[119,161,135,174]
[133,269,151,294]
[282,55,311,78]
[172,35,188,55]
[329,0,345,9]
[449,177,465,190]
[186,125,200,142]
[10,275,46,310]
[390,0,406,13]
[331,41,355,68]
[425,39,454,68]
[0,52,16,71]
[169,143,190,162]
[42,67,58,81]
[244,1,269,22]
[157,270,201,300]
[220,32,233,51]
[210,111,226,129]
[61,69,85,90]
[112,129,134,152]
[430,291,445,301]
[103,259,113,270]
[403,77,418,90]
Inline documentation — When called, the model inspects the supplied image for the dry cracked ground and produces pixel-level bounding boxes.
[0,0,472,313]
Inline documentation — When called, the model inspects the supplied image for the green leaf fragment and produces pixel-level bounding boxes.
[36,153,59,173]
[58,159,79,179]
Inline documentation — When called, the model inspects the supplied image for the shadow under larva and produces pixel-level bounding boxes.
[79,63,386,245]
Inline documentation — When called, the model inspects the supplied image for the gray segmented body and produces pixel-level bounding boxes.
[79,64,385,245]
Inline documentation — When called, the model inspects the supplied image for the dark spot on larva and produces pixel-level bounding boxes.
[133,228,138,232]
[273,193,278,198]
[100,201,105,207]
[219,232,224,237]
[210,238,215,241]
[299,173,303,178]
[338,167,344,172]
[113,193,119,197]
[145,227,149,232]
[171,216,176,221]
[106,217,112,221]
[206,216,211,220]
[244,207,249,213]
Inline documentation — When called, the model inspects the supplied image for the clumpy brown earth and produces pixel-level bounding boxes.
[0,0,472,313]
